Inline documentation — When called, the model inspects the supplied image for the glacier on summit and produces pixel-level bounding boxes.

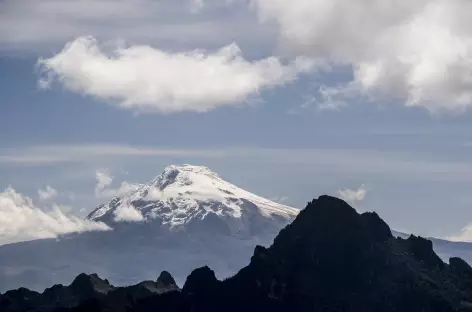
[88,164,298,236]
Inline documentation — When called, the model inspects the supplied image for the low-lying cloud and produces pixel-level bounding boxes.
[0,187,110,246]
[113,203,144,222]
[95,169,141,199]
[448,224,472,243]
[38,36,313,113]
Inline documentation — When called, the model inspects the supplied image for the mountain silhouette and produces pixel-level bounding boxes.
[2,196,472,312]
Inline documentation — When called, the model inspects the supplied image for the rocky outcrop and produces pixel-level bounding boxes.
[0,271,179,312]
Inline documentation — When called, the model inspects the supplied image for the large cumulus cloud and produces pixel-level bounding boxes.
[250,0,472,113]
[38,36,313,113]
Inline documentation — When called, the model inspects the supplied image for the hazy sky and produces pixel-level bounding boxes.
[2,0,472,244]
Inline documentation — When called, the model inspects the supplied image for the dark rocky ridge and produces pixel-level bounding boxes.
[2,195,472,312]
[0,270,179,312]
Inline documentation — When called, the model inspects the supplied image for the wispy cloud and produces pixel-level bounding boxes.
[3,144,472,183]
[95,169,113,197]
[38,185,58,201]
[448,224,472,243]
[94,169,141,199]
[301,83,360,112]
[0,144,228,165]
[337,184,368,204]
[0,187,109,246]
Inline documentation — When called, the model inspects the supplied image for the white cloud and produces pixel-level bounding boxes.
[38,185,58,201]
[249,0,472,113]
[100,181,142,199]
[448,224,472,242]
[113,203,144,222]
[337,184,368,204]
[95,169,113,197]
[95,169,141,199]
[0,187,110,246]
[37,36,312,113]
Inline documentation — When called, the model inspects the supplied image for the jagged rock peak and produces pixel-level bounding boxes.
[301,195,360,223]
[406,235,445,268]
[360,211,393,241]
[450,257,472,276]
[156,271,176,287]
[70,273,114,294]
[182,266,218,295]
[315,196,392,238]
[311,195,358,213]
[270,195,393,260]
[308,196,392,241]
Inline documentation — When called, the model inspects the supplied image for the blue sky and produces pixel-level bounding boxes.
[2,0,472,243]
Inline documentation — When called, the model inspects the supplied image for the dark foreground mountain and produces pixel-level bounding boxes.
[0,270,179,312]
[2,196,472,312]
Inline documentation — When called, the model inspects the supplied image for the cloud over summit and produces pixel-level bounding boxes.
[38,36,312,113]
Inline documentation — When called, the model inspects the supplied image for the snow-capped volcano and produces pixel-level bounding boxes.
[0,165,298,293]
[87,165,298,236]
